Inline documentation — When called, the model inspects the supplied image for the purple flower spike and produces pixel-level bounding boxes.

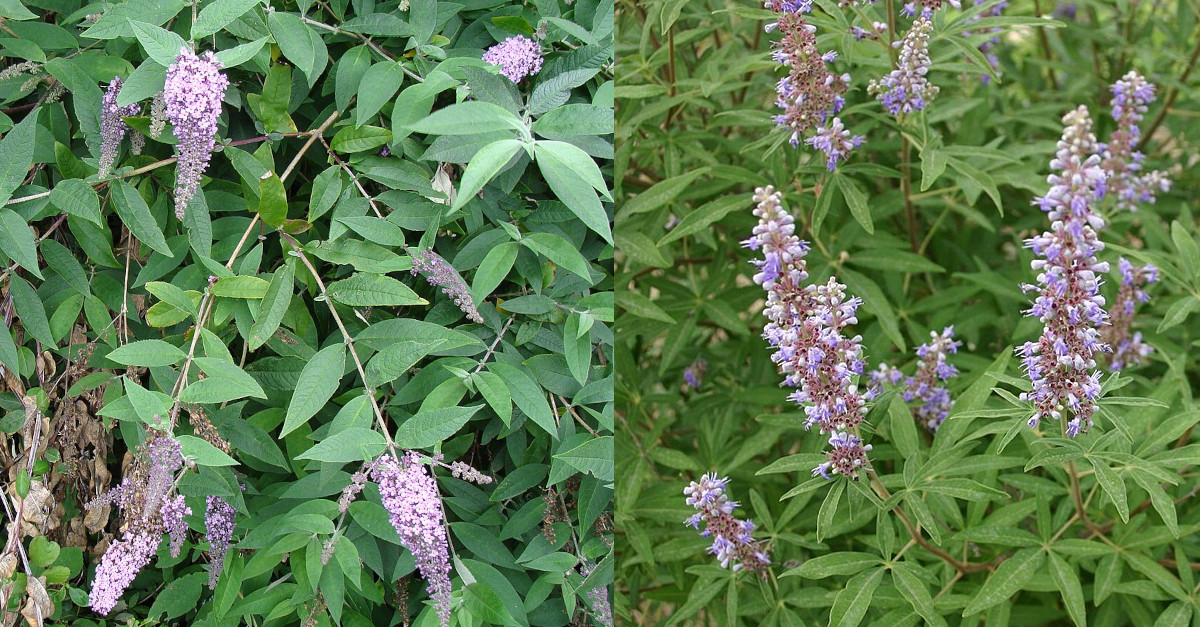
[904,326,962,432]
[410,247,484,323]
[1103,258,1157,370]
[164,47,227,220]
[746,187,873,475]
[482,35,543,82]
[99,77,141,178]
[1100,71,1171,211]
[1019,106,1110,437]
[372,452,453,627]
[88,530,159,615]
[204,496,235,589]
[869,17,938,115]
[765,0,858,168]
[160,494,191,559]
[683,473,771,573]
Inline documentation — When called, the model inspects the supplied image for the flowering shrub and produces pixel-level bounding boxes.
[617,0,1199,624]
[0,0,613,625]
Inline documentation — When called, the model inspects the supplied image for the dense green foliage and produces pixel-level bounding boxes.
[0,0,613,625]
[616,0,1200,624]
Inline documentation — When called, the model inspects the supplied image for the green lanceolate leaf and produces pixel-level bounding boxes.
[282,343,345,436]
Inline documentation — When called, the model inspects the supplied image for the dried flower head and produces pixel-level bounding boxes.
[683,473,771,572]
[371,452,453,627]
[482,35,544,82]
[1019,106,1110,438]
[164,47,227,220]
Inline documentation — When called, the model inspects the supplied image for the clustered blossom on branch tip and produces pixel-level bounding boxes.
[869,17,939,115]
[87,531,159,615]
[87,435,186,615]
[205,496,235,589]
[1019,105,1110,438]
[744,187,872,478]
[98,77,141,178]
[1103,258,1157,371]
[904,326,962,432]
[371,452,453,627]
[1100,71,1172,211]
[765,0,862,169]
[482,35,543,83]
[683,473,771,573]
[164,47,227,220]
[409,247,485,323]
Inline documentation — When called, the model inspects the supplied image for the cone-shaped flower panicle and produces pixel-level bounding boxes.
[159,494,191,559]
[903,326,962,432]
[88,530,159,615]
[371,452,453,627]
[745,187,873,476]
[1019,106,1110,438]
[870,17,939,115]
[765,0,862,167]
[1103,258,1157,371]
[204,496,235,589]
[410,247,484,323]
[164,47,227,220]
[99,77,141,178]
[1100,71,1171,211]
[683,473,771,573]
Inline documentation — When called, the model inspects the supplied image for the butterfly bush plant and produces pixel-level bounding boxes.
[618,0,1200,624]
[0,0,613,625]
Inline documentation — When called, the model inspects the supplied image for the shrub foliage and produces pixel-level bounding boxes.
[617,0,1200,625]
[0,0,614,625]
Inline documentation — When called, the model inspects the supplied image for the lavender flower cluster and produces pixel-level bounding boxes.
[765,0,862,169]
[482,35,543,83]
[88,435,186,615]
[372,452,453,627]
[98,77,141,178]
[683,473,771,572]
[164,47,227,219]
[870,327,962,432]
[904,327,962,432]
[869,17,939,115]
[204,496,235,589]
[744,186,873,478]
[1102,258,1158,371]
[1100,71,1171,211]
[1018,106,1110,438]
[410,247,484,323]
